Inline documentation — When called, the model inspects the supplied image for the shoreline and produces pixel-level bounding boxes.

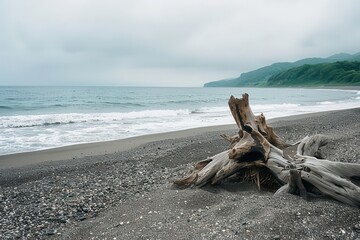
[1,86,359,162]
[0,107,359,239]
[1,108,358,170]
[0,124,235,169]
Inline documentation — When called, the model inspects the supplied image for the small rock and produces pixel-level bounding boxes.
[43,229,55,236]
[77,214,86,221]
[354,224,360,232]
[274,235,281,240]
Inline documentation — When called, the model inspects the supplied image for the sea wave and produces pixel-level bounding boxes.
[252,103,301,113]
[102,102,146,107]
[0,109,191,129]
[1,100,360,155]
[0,106,13,109]
[318,101,335,105]
[1,86,360,155]
[168,99,218,104]
[191,106,228,114]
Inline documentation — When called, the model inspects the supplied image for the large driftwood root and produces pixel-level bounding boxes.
[174,93,360,207]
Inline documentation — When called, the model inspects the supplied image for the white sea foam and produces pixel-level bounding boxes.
[0,109,191,129]
[318,101,335,105]
[2,99,359,155]
[191,106,229,114]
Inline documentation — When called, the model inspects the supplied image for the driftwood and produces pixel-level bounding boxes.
[174,93,360,207]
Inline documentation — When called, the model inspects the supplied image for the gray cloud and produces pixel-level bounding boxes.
[0,0,359,86]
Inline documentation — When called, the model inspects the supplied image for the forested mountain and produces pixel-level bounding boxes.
[204,52,360,87]
[267,61,360,86]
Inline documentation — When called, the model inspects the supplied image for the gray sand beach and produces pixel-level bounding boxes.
[0,108,359,239]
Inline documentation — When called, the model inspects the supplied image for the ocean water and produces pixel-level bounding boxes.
[0,86,359,155]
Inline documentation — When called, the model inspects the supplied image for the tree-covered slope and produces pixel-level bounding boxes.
[204,52,360,87]
[267,61,360,86]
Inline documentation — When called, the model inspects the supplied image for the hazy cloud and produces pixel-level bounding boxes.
[0,0,359,86]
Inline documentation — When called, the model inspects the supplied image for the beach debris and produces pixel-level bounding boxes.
[174,93,360,207]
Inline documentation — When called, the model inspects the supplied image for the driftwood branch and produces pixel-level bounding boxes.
[175,93,360,207]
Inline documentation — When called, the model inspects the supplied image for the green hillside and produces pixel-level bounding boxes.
[267,61,360,86]
[204,52,360,87]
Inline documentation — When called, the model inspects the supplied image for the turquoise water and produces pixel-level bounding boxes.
[0,86,359,155]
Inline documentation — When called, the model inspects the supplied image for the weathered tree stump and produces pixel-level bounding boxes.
[174,93,360,207]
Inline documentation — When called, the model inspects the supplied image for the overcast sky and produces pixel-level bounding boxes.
[0,0,359,87]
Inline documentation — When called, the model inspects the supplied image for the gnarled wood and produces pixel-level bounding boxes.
[174,150,230,187]
[175,93,360,207]
[255,113,290,149]
[268,135,360,206]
